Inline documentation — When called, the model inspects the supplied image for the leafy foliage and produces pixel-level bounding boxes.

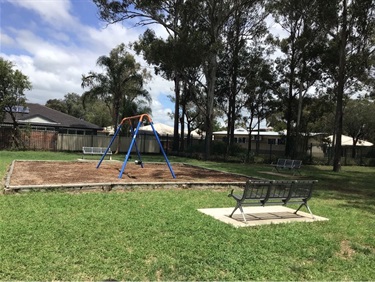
[81,43,151,129]
[0,57,32,148]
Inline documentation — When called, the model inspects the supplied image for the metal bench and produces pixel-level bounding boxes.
[82,147,112,160]
[228,179,317,222]
[272,159,302,175]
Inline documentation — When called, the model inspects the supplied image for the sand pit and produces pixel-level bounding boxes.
[4,160,251,192]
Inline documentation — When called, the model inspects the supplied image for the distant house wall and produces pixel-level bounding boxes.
[212,132,286,153]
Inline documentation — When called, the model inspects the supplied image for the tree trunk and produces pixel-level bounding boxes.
[333,0,348,172]
[228,10,241,156]
[204,52,218,160]
[246,117,254,162]
[173,74,181,152]
[285,40,296,158]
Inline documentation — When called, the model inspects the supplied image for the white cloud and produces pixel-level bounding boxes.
[6,0,75,28]
[0,32,14,46]
[1,0,176,126]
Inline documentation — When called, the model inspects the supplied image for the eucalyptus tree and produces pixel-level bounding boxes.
[216,4,268,155]
[0,58,32,147]
[320,0,375,171]
[268,0,334,158]
[242,45,276,158]
[343,98,375,157]
[81,43,151,131]
[94,0,194,152]
[93,0,266,159]
[133,27,203,151]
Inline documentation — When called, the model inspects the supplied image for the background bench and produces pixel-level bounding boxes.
[228,179,317,222]
[82,147,112,160]
[272,159,302,175]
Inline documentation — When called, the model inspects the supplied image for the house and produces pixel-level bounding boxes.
[138,123,204,138]
[1,103,102,134]
[0,103,103,150]
[212,128,285,153]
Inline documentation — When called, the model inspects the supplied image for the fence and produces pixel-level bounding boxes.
[0,127,162,153]
[57,133,161,153]
[1,127,374,165]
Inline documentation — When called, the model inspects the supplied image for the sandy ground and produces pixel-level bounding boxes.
[7,160,250,186]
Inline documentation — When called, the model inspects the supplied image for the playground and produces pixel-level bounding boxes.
[5,114,251,192]
[6,160,249,190]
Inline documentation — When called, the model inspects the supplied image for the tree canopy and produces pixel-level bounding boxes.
[91,0,375,168]
[81,43,151,130]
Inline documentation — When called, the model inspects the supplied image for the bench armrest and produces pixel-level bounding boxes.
[228,189,235,197]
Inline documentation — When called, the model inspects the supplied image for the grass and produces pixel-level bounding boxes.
[0,150,375,280]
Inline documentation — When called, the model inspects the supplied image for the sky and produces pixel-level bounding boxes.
[0,0,175,126]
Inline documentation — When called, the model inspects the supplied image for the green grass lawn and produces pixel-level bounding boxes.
[0,151,374,280]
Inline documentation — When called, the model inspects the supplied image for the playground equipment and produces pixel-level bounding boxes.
[96,114,176,179]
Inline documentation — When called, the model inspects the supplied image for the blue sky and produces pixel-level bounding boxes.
[0,0,175,126]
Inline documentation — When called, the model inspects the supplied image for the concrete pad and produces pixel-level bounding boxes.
[198,206,329,228]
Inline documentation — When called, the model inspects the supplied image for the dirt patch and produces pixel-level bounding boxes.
[7,160,250,187]
[337,240,356,259]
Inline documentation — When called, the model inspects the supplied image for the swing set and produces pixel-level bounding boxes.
[96,114,176,179]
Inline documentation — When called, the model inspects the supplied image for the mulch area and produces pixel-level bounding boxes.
[7,160,250,186]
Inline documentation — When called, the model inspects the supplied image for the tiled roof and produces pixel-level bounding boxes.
[2,103,102,130]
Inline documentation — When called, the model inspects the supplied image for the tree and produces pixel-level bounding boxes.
[0,57,32,147]
[46,93,85,118]
[216,6,268,157]
[81,43,151,131]
[46,93,113,127]
[268,0,334,158]
[133,27,203,152]
[313,0,375,171]
[343,98,375,157]
[45,98,68,114]
[242,46,276,159]
[92,0,266,159]
[328,0,375,171]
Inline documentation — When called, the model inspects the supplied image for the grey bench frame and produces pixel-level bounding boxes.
[82,147,112,160]
[228,179,317,222]
[272,159,302,175]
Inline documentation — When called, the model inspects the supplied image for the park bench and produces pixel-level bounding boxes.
[228,179,317,222]
[82,146,112,160]
[272,159,302,175]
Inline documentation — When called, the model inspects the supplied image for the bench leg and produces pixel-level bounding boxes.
[239,206,247,222]
[294,203,315,219]
[229,205,239,218]
[229,204,247,222]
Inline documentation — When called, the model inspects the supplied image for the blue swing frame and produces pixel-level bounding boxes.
[96,114,176,179]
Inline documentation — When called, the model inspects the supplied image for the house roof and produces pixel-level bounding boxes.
[2,103,102,130]
[326,135,373,147]
[138,122,204,138]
